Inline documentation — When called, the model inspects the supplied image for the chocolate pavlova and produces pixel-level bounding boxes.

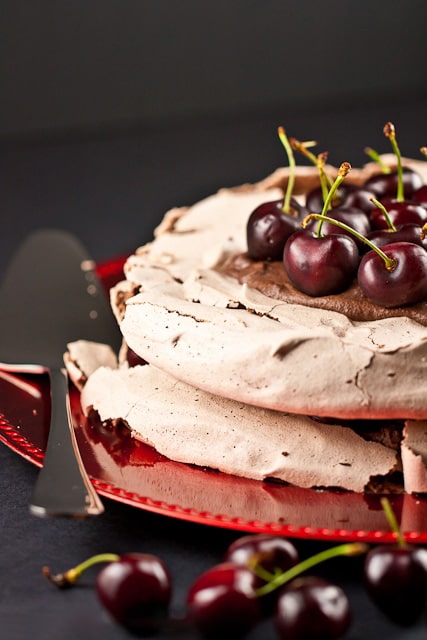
[69,139,427,494]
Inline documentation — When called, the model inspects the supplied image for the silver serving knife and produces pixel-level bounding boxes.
[0,229,122,517]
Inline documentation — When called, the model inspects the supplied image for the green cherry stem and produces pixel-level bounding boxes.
[380,497,406,547]
[370,197,397,231]
[303,213,397,271]
[255,542,368,598]
[420,147,427,160]
[43,553,120,588]
[315,162,352,237]
[290,137,334,196]
[384,122,404,202]
[277,126,296,215]
[364,146,391,174]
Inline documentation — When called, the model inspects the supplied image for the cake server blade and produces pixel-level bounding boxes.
[0,229,122,517]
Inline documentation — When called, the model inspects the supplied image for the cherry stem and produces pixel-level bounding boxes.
[420,147,427,160]
[315,162,351,237]
[303,213,397,271]
[370,197,397,231]
[277,126,296,215]
[380,497,406,547]
[290,137,334,196]
[43,553,120,588]
[364,146,391,174]
[384,122,404,202]
[254,542,368,597]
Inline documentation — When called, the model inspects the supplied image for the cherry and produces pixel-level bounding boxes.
[283,229,359,296]
[224,534,299,615]
[370,198,427,230]
[246,197,304,261]
[364,498,427,626]
[341,187,378,215]
[363,166,423,200]
[305,205,371,251]
[305,183,359,214]
[413,184,427,208]
[95,553,172,633]
[274,576,352,640]
[224,534,299,579]
[364,123,423,203]
[367,223,427,250]
[247,126,307,261]
[187,562,261,639]
[365,197,427,250]
[357,241,427,307]
[284,163,360,296]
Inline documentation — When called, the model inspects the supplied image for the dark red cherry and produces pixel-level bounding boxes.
[305,182,359,213]
[95,553,172,633]
[363,167,424,199]
[342,187,378,215]
[366,223,427,251]
[224,534,299,578]
[283,230,359,297]
[364,545,427,626]
[275,576,351,640]
[224,534,299,615]
[413,184,427,208]
[370,198,427,230]
[357,242,427,307]
[187,562,261,639]
[247,198,306,261]
[305,206,371,252]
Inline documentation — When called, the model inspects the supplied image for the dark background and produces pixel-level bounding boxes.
[1,2,427,638]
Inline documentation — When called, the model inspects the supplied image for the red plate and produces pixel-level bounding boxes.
[1,256,427,543]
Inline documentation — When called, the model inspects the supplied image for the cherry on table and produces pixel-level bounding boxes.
[187,562,261,639]
[274,576,352,640]
[95,552,172,634]
[224,533,299,577]
[364,545,427,626]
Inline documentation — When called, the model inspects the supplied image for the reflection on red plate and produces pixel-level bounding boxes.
[1,256,427,543]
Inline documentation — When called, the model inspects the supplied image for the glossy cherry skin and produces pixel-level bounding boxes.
[187,562,261,639]
[283,230,360,297]
[224,534,299,577]
[341,187,377,215]
[95,553,172,633]
[364,545,427,626]
[275,576,351,640]
[247,197,306,261]
[366,223,427,251]
[305,206,371,252]
[305,182,359,213]
[370,198,427,230]
[363,167,424,199]
[357,242,427,307]
[413,184,427,208]
[224,534,299,614]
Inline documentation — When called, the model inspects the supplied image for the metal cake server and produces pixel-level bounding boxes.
[0,229,122,517]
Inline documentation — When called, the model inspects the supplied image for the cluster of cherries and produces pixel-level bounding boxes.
[246,123,427,308]
[43,499,427,639]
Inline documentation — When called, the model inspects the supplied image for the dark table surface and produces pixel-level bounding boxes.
[1,96,427,639]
